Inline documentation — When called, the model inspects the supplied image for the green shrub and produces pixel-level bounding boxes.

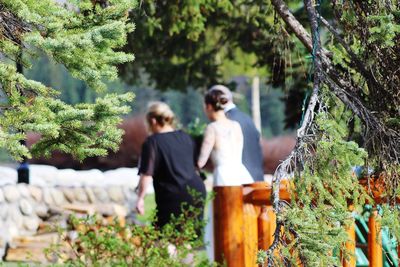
[46,191,216,267]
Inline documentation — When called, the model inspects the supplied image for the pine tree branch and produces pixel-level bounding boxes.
[270,0,313,52]
[325,77,400,162]
[271,0,362,95]
[316,13,381,92]
[0,4,31,46]
[270,0,399,164]
[267,1,324,264]
[0,1,135,161]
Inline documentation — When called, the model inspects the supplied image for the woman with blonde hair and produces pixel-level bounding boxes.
[136,101,206,229]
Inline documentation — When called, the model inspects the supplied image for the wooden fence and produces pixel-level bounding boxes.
[213,181,391,267]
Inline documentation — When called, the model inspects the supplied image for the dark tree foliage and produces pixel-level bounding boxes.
[329,1,400,161]
[118,1,337,129]
[119,1,285,90]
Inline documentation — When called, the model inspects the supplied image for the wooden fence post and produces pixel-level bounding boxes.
[243,203,258,267]
[368,209,383,267]
[214,186,245,267]
[343,220,356,267]
[257,205,276,251]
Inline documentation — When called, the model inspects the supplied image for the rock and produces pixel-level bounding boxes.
[19,199,33,216]
[23,216,40,232]
[96,204,128,218]
[9,208,23,228]
[29,176,47,187]
[42,188,53,206]
[112,204,128,217]
[0,167,17,186]
[108,186,124,203]
[51,188,65,206]
[74,187,88,203]
[75,169,105,187]
[55,169,80,187]
[0,188,4,203]
[3,185,21,202]
[35,204,49,218]
[62,188,75,203]
[29,164,58,183]
[17,184,30,198]
[5,223,19,240]
[0,204,8,219]
[128,193,138,204]
[0,225,4,247]
[85,187,96,203]
[104,168,140,186]
[30,165,55,186]
[123,186,131,200]
[123,187,137,206]
[29,186,43,202]
[93,187,109,202]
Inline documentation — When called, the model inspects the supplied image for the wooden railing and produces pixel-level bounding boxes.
[213,181,391,267]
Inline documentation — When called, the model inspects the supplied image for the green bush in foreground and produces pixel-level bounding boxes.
[45,192,216,267]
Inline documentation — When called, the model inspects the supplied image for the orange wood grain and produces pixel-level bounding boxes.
[342,222,356,267]
[257,205,276,251]
[213,186,245,267]
[243,203,258,267]
[368,210,383,267]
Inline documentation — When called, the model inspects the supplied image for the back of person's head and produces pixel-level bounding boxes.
[208,85,233,103]
[146,101,175,126]
[204,89,229,111]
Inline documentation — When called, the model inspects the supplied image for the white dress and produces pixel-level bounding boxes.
[198,119,254,261]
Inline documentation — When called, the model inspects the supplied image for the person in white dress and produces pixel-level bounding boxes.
[197,88,254,261]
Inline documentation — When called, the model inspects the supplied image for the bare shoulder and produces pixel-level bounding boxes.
[205,122,217,133]
[208,121,218,127]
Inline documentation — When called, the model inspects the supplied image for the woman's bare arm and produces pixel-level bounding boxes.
[197,124,215,168]
[135,174,153,215]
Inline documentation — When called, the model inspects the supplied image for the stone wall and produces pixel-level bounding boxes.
[0,165,152,258]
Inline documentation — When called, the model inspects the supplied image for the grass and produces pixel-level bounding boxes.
[136,191,213,224]
[133,193,213,266]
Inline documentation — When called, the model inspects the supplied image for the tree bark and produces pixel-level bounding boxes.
[267,1,325,264]
[270,0,313,52]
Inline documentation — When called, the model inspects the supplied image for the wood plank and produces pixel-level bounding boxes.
[243,203,258,267]
[61,204,95,215]
[5,247,49,263]
[257,205,276,251]
[214,186,245,267]
[368,210,383,267]
[242,178,400,205]
[342,221,356,267]
[10,233,59,248]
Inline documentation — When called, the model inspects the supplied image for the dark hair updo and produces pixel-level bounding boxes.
[204,89,229,111]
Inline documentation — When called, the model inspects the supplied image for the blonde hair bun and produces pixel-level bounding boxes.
[146,101,175,126]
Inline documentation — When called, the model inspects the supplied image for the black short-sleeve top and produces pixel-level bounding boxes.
[138,130,201,199]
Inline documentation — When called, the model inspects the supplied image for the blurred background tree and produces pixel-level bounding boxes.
[26,54,290,139]
[119,0,322,129]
